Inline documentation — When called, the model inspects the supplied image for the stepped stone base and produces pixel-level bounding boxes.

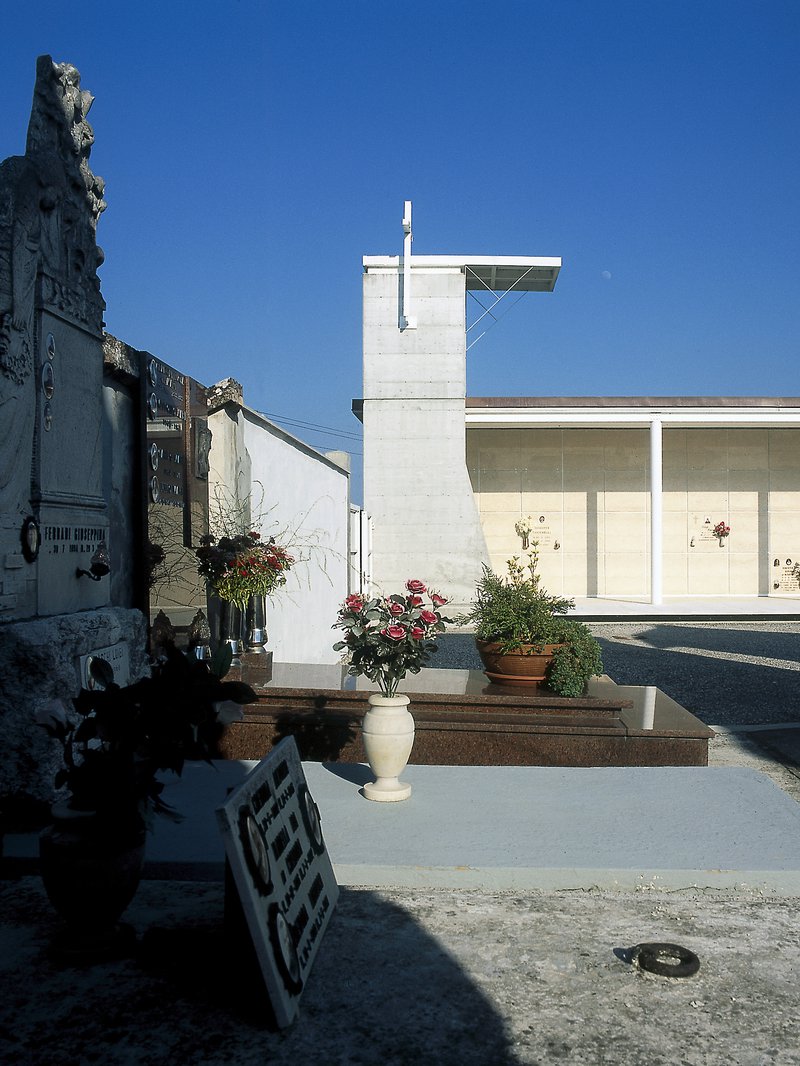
[216,664,713,768]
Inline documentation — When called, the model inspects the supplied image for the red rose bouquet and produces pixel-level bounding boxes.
[195,531,293,610]
[333,581,451,697]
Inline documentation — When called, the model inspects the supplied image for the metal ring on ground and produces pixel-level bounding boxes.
[631,942,700,978]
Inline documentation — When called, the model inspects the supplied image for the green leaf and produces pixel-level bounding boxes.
[210,642,233,678]
[220,680,258,704]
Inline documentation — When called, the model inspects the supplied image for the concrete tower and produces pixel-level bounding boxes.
[358,203,560,608]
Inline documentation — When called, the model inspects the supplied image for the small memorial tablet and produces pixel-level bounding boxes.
[216,737,338,1028]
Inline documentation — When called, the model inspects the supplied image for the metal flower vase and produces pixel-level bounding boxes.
[245,593,268,653]
[220,600,244,661]
[361,693,415,802]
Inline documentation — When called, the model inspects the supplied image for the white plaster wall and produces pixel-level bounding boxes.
[208,405,350,663]
[362,265,489,609]
[102,377,139,608]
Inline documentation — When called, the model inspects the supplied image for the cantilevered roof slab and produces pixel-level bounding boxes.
[465,396,800,428]
[362,255,561,292]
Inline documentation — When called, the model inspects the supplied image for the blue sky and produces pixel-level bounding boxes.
[3,1,799,505]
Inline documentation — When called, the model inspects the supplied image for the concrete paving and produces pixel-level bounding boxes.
[9,757,800,895]
[132,760,800,895]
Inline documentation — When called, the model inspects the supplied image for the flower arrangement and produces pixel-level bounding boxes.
[713,521,731,539]
[514,515,534,549]
[195,531,293,610]
[333,580,452,697]
[36,645,257,834]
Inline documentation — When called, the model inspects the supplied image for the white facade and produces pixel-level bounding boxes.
[359,213,800,606]
[208,401,351,662]
[467,409,800,601]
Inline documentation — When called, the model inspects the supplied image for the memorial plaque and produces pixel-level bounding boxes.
[77,642,131,689]
[216,737,339,1028]
[37,513,109,614]
[142,356,211,625]
[772,555,800,593]
[144,356,188,523]
[532,514,554,549]
[688,515,726,551]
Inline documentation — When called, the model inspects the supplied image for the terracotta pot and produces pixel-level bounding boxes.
[476,639,563,690]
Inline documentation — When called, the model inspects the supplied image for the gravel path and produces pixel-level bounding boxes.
[432,623,800,728]
[2,877,799,1066]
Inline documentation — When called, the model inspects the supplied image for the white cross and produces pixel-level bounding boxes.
[401,200,416,329]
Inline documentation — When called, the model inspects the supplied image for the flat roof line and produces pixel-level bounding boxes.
[363,255,562,267]
[467,397,800,409]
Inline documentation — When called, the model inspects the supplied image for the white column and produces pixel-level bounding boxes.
[650,418,663,605]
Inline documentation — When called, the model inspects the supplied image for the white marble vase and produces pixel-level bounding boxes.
[361,693,415,802]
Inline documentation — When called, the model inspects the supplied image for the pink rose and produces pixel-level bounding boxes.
[382,625,407,641]
[344,594,364,613]
[410,626,425,640]
[420,610,438,625]
[388,601,404,616]
[406,579,427,594]
[407,595,423,607]
[431,593,448,607]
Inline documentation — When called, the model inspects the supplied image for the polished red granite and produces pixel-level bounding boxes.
[218,664,713,767]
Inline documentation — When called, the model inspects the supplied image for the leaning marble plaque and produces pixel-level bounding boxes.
[216,737,339,1028]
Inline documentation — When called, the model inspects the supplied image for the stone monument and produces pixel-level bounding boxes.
[0,58,147,810]
[1,55,108,618]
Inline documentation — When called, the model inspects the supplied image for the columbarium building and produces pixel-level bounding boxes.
[356,204,800,610]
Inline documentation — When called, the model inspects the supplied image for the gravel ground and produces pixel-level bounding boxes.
[2,877,799,1066]
[431,624,800,728]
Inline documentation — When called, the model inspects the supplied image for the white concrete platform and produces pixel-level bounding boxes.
[130,759,800,896]
[570,594,800,618]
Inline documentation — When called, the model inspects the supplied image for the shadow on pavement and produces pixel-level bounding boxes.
[0,879,522,1066]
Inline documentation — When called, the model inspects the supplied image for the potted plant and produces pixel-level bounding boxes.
[332,581,451,801]
[464,545,603,697]
[35,644,257,957]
